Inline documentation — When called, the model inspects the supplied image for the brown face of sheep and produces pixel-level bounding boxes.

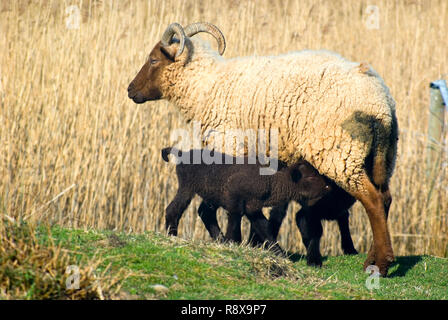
[127,42,176,104]
[128,22,226,104]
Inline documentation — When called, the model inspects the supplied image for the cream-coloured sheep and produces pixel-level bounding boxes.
[128,22,398,276]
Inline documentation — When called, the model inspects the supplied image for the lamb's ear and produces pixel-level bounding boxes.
[290,168,302,183]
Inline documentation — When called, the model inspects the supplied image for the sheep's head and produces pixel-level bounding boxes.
[128,22,226,104]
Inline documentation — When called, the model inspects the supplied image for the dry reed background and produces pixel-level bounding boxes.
[0,0,447,257]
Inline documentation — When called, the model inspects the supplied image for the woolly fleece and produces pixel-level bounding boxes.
[159,39,398,195]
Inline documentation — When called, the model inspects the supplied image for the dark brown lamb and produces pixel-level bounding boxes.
[161,147,330,254]
[161,147,359,264]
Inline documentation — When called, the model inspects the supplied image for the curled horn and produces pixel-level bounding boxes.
[161,23,186,57]
[184,22,226,55]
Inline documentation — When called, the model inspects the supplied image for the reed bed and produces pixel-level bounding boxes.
[0,0,447,257]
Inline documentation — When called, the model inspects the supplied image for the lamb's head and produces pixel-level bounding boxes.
[290,161,333,206]
[128,22,225,104]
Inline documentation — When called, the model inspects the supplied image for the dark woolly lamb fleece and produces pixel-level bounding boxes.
[162,147,357,263]
[162,147,330,254]
[261,182,358,267]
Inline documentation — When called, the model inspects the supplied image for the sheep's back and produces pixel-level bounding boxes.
[207,51,396,191]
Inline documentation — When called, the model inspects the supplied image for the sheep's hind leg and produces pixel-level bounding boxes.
[198,201,225,242]
[351,174,394,277]
[364,186,392,267]
[337,210,358,255]
[165,190,193,236]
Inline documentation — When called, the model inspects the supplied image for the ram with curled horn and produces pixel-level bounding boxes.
[128,22,399,277]
[127,22,225,103]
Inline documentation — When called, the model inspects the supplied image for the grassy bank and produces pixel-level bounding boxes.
[1,0,447,258]
[4,225,443,300]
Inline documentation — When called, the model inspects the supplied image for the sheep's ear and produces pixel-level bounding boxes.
[160,45,177,62]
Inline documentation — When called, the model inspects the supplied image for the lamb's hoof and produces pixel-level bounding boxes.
[267,243,286,257]
[306,256,322,268]
[215,233,227,243]
[344,248,358,255]
[167,231,178,237]
[223,238,241,245]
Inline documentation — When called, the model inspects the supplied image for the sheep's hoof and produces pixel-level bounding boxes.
[364,257,393,277]
[363,258,375,271]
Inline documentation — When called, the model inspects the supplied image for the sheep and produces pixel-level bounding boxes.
[161,146,331,254]
[128,22,399,276]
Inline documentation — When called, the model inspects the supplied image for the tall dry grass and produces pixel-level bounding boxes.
[0,0,447,257]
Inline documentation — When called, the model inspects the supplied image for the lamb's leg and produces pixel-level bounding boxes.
[198,201,224,242]
[337,210,358,255]
[269,203,289,239]
[245,210,284,255]
[248,223,263,246]
[295,207,323,267]
[225,212,242,243]
[248,203,288,246]
[165,190,193,236]
[351,174,394,277]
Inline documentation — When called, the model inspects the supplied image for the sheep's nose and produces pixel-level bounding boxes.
[127,83,136,98]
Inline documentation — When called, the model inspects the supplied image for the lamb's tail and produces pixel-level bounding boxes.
[161,147,177,162]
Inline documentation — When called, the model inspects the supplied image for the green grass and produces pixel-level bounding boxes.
[37,226,448,300]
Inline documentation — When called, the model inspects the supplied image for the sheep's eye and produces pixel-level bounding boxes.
[150,58,159,65]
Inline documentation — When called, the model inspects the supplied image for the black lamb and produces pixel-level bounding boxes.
[161,147,330,254]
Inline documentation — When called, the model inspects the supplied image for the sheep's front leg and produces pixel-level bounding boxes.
[198,201,225,242]
[295,207,323,267]
[246,210,284,256]
[165,190,193,236]
[337,210,358,255]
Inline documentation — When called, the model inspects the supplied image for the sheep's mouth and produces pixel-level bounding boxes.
[130,94,148,104]
[128,91,151,104]
[128,89,162,104]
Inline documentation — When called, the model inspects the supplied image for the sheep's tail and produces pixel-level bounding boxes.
[161,147,178,162]
[370,113,398,191]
